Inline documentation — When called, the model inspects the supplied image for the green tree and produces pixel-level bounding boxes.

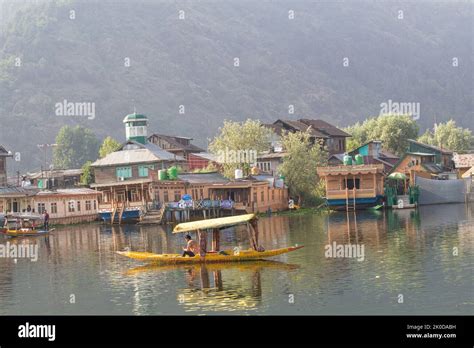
[417,120,472,152]
[80,161,94,185]
[53,126,100,169]
[279,129,328,205]
[208,119,272,178]
[344,115,419,155]
[99,136,121,158]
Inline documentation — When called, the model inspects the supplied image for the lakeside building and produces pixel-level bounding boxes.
[90,113,288,223]
[90,113,186,221]
[317,164,386,210]
[0,187,99,224]
[33,188,100,224]
[26,168,83,189]
[94,170,288,223]
[406,139,454,171]
[389,141,455,182]
[453,153,474,178]
[257,118,350,177]
[329,140,399,172]
[0,145,12,187]
[264,119,351,155]
[152,172,288,222]
[186,152,222,171]
[148,133,204,161]
[256,152,287,176]
[0,187,39,213]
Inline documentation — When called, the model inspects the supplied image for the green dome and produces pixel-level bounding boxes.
[123,112,148,123]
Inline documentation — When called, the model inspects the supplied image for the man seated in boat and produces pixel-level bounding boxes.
[182,234,199,257]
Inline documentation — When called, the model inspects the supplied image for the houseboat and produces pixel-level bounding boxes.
[317,163,385,210]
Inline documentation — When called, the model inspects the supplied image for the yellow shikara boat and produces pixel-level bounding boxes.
[1,213,53,237]
[117,214,303,265]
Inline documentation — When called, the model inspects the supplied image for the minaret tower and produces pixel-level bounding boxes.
[123,112,148,144]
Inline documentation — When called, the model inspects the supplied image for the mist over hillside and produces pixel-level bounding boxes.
[0,0,472,172]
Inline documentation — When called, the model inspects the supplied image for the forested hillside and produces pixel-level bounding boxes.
[0,0,472,171]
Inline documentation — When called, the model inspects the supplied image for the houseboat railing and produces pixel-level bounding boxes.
[327,188,377,196]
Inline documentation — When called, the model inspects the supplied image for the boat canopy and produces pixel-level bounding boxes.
[5,213,43,220]
[173,214,257,233]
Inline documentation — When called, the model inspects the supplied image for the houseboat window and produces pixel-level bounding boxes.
[174,191,181,201]
[116,167,132,180]
[261,191,265,202]
[200,188,204,198]
[37,203,46,214]
[253,191,257,202]
[344,178,360,190]
[164,191,169,202]
[68,201,75,212]
[50,203,57,214]
[77,201,81,211]
[85,201,91,211]
[93,200,96,210]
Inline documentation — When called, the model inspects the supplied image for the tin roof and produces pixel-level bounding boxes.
[36,188,100,196]
[0,145,12,157]
[299,119,351,137]
[27,168,83,180]
[91,141,184,167]
[0,186,40,197]
[148,133,204,153]
[178,172,229,184]
[408,139,453,155]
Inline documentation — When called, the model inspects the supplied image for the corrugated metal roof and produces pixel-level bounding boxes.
[90,178,152,188]
[178,172,229,184]
[421,163,444,174]
[0,186,40,196]
[299,119,351,137]
[91,141,184,167]
[0,145,12,157]
[148,133,204,152]
[257,152,288,160]
[27,169,82,179]
[408,139,453,155]
[189,152,219,162]
[275,119,329,138]
[36,188,99,196]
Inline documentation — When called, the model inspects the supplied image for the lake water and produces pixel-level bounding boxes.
[0,204,472,315]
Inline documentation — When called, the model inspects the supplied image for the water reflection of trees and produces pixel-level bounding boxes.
[325,205,471,298]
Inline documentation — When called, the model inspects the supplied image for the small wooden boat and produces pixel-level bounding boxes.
[1,213,53,237]
[117,214,304,265]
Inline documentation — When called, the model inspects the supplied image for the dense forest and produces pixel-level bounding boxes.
[0,0,472,172]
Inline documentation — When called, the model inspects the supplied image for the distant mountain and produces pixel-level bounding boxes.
[0,0,472,172]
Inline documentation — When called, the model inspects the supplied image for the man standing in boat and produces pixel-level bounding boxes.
[182,234,199,257]
[43,210,50,231]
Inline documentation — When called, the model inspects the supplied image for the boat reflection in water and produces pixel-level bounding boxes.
[125,261,299,313]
